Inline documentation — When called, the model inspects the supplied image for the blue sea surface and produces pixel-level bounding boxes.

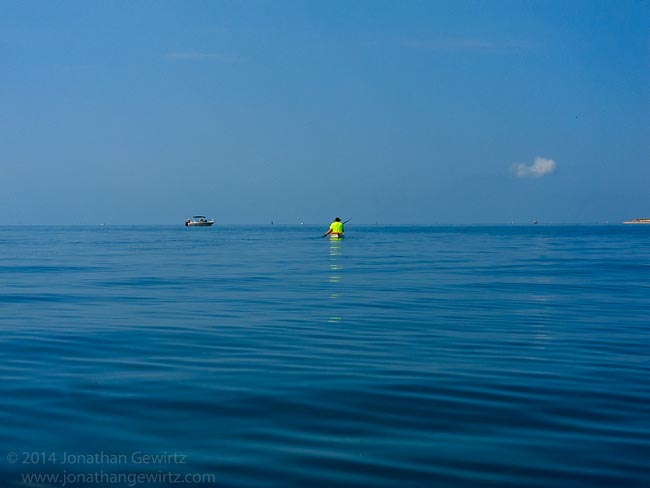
[1,225,649,487]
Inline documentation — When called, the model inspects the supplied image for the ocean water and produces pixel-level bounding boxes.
[0,225,648,487]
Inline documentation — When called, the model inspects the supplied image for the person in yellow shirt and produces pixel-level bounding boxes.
[323,217,345,238]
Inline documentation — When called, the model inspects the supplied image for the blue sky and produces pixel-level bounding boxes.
[2,0,648,224]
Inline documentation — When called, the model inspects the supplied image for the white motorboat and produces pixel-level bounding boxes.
[185,216,215,227]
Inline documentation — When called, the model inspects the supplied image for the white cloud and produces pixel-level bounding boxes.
[167,51,235,62]
[511,156,557,179]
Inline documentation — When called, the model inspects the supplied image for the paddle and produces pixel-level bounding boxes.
[322,218,351,238]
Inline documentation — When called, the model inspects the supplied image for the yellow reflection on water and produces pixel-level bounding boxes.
[328,239,344,323]
[329,239,342,256]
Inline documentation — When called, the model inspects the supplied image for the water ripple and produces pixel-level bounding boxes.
[1,225,649,486]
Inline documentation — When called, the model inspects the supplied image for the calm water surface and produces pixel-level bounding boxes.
[1,225,649,487]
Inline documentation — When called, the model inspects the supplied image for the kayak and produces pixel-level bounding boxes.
[330,233,344,239]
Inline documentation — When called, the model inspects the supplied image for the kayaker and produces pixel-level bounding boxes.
[323,217,344,238]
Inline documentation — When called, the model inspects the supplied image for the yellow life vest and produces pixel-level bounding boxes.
[329,221,344,234]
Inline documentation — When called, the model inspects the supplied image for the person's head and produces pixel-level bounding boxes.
[334,217,341,222]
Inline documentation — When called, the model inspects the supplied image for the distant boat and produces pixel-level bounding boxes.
[623,218,650,224]
[185,216,215,227]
